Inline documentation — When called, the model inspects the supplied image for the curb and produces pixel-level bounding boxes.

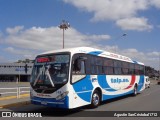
[0,94,29,100]
[0,101,31,109]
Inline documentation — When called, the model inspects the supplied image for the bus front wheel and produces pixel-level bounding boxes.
[91,90,100,108]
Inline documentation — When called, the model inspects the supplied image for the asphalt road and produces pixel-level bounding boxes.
[1,83,160,119]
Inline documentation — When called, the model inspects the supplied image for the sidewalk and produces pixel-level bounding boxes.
[0,94,30,109]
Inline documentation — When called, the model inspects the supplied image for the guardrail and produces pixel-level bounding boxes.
[0,87,30,98]
[18,87,30,98]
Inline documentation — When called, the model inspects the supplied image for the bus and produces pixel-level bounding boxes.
[30,47,145,109]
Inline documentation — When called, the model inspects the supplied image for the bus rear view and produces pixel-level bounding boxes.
[30,53,70,108]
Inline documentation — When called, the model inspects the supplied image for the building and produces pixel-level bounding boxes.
[0,63,33,82]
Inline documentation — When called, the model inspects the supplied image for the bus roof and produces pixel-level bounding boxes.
[39,47,144,65]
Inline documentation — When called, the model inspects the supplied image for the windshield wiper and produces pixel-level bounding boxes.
[45,69,55,87]
[33,65,55,87]
[33,65,45,86]
[33,72,41,86]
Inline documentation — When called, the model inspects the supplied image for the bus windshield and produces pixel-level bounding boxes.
[31,54,70,87]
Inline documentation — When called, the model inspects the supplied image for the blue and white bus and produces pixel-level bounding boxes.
[30,47,145,109]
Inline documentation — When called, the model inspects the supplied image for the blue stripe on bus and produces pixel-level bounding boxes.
[137,75,145,92]
[88,51,103,56]
[98,75,117,92]
[73,75,93,102]
[102,90,133,101]
[133,61,138,64]
[31,96,69,108]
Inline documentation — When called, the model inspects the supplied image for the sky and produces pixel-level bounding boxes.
[0,0,160,70]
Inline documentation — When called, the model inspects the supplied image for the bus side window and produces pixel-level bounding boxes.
[73,58,86,74]
[73,58,81,72]
[80,61,85,74]
[72,55,87,83]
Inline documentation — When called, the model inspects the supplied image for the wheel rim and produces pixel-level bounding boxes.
[134,87,137,95]
[93,93,99,106]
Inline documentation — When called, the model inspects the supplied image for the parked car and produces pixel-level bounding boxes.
[145,76,150,88]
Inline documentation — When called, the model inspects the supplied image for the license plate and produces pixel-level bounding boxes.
[41,101,47,105]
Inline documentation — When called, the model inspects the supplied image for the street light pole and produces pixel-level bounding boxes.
[113,33,127,53]
[18,62,21,84]
[59,20,70,49]
[63,29,64,49]
[159,52,160,79]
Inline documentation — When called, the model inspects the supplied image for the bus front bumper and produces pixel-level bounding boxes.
[31,96,69,109]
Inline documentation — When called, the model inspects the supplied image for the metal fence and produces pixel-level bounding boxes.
[0,87,30,98]
[18,87,30,98]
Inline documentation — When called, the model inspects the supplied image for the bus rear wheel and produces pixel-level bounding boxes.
[133,85,137,96]
[91,90,100,108]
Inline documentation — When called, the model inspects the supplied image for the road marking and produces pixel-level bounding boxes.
[0,94,29,100]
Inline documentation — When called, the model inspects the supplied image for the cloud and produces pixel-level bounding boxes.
[147,51,160,56]
[63,0,160,31]
[116,17,153,31]
[150,0,160,9]
[85,35,110,41]
[6,26,24,34]
[1,26,159,70]
[0,56,9,63]
[4,47,28,55]
[4,26,110,50]
[0,31,4,43]
[4,47,37,60]
[64,0,149,21]
[2,26,110,62]
[94,45,159,70]
[119,48,145,61]
[107,46,160,70]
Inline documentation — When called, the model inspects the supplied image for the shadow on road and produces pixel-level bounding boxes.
[100,93,138,107]
[5,94,137,117]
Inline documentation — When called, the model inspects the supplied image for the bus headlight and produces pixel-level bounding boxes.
[56,91,69,100]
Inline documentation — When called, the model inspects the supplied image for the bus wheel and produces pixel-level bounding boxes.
[91,90,100,108]
[133,85,137,96]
